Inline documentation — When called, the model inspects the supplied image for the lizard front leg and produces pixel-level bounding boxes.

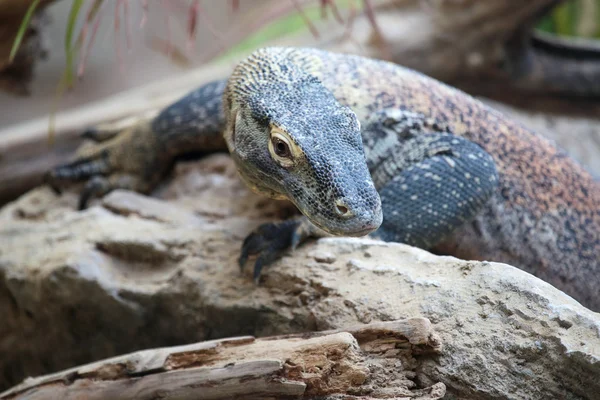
[239,216,330,282]
[46,79,228,208]
[362,109,500,249]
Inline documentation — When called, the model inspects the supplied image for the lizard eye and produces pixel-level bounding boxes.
[272,137,290,158]
[269,129,296,168]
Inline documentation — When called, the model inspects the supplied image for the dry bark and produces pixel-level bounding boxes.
[0,319,444,400]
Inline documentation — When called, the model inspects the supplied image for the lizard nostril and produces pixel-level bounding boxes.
[334,200,352,218]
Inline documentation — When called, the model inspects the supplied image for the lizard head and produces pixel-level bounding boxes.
[224,54,382,236]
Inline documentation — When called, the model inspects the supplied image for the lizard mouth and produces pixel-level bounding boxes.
[307,213,381,237]
[346,225,380,237]
[290,192,382,238]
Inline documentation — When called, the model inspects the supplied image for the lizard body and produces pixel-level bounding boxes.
[47,47,600,310]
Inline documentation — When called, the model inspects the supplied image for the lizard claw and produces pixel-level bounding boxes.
[239,218,307,283]
[43,170,63,195]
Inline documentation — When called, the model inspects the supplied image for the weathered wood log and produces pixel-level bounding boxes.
[0,319,445,400]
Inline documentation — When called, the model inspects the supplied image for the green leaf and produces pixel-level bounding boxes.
[64,0,85,87]
[536,15,555,34]
[9,0,42,63]
[553,3,571,35]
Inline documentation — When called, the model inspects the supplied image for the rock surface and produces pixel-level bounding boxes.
[0,154,599,399]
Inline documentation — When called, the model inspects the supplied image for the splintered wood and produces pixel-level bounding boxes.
[0,319,444,400]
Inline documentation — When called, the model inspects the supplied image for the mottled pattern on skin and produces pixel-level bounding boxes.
[48,47,600,310]
[362,109,499,248]
[47,120,163,199]
[281,47,599,309]
[152,79,228,156]
[223,48,382,236]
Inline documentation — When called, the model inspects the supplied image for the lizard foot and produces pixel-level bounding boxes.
[77,174,147,210]
[45,120,165,209]
[46,79,229,210]
[80,126,120,143]
[239,217,319,283]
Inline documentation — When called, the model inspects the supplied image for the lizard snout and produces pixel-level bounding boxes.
[334,199,353,218]
[330,195,382,237]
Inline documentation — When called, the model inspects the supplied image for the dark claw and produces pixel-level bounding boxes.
[43,171,62,195]
[78,184,95,211]
[81,127,120,143]
[43,150,112,202]
[81,127,99,141]
[239,219,303,282]
[78,176,110,210]
[47,153,110,183]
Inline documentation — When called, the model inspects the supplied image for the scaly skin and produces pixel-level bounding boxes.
[47,47,600,310]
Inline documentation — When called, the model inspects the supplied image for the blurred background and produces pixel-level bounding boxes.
[0,0,599,205]
[0,0,287,126]
[2,0,600,127]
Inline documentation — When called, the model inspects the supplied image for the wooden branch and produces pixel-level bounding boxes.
[0,319,445,400]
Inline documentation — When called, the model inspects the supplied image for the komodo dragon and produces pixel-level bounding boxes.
[46,47,600,311]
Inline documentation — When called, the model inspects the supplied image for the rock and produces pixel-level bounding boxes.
[310,250,337,264]
[0,154,599,399]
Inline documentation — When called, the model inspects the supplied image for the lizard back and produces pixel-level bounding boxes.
[244,47,600,308]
